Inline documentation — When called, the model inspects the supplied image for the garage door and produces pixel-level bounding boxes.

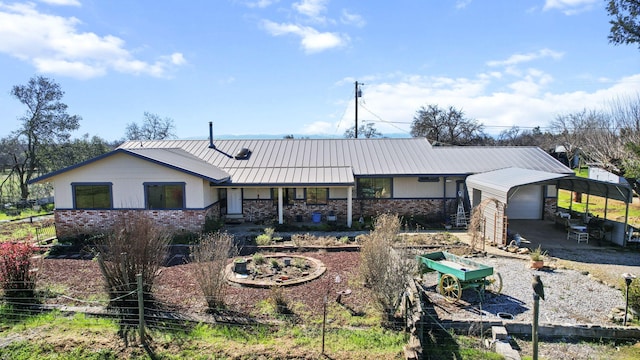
[506,185,542,219]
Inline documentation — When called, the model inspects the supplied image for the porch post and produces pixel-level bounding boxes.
[347,186,353,228]
[278,187,284,224]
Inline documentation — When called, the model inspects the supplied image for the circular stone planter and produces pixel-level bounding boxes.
[226,254,326,288]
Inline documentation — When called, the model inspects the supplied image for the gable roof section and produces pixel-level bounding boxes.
[429,147,574,175]
[118,139,571,181]
[120,138,437,177]
[33,138,573,187]
[29,148,230,184]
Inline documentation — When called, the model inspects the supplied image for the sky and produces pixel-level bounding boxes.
[0,0,638,142]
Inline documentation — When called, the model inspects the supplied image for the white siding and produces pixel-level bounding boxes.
[203,180,219,206]
[393,177,444,198]
[330,187,348,199]
[52,153,208,209]
[243,188,272,199]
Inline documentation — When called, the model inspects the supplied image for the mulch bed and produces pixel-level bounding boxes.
[37,251,370,319]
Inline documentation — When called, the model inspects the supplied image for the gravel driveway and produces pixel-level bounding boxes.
[422,254,628,326]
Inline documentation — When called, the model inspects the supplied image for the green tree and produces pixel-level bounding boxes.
[607,0,640,48]
[7,76,81,200]
[410,104,485,145]
[38,134,114,172]
[125,112,176,140]
[344,123,383,138]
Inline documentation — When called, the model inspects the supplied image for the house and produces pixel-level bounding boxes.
[30,126,574,239]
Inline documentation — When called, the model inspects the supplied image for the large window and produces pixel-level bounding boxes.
[271,188,295,205]
[73,183,112,209]
[145,183,185,209]
[357,177,392,199]
[307,188,328,205]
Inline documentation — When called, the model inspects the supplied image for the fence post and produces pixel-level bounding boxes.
[137,273,146,345]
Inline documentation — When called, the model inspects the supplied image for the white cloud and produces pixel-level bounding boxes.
[329,70,640,138]
[455,0,473,10]
[293,0,327,18]
[341,9,365,27]
[262,20,347,53]
[543,0,597,15]
[0,2,186,79]
[242,0,278,9]
[302,120,334,134]
[38,0,81,6]
[487,49,564,67]
[256,0,361,53]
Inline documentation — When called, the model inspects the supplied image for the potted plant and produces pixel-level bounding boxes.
[530,245,547,270]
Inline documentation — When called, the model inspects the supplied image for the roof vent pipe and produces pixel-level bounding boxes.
[208,121,216,149]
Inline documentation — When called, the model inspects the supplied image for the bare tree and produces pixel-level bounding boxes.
[344,123,383,138]
[496,126,556,148]
[550,95,640,193]
[410,104,485,145]
[6,76,81,200]
[125,112,176,140]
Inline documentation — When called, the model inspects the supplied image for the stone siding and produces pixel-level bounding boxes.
[241,198,456,224]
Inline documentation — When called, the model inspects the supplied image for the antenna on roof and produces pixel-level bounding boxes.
[208,122,233,158]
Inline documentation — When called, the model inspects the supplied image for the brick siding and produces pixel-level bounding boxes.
[54,208,213,238]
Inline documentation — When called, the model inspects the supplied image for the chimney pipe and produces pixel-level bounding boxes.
[208,121,215,149]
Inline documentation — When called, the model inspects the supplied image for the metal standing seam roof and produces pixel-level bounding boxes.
[115,139,574,185]
[429,147,574,175]
[466,167,570,195]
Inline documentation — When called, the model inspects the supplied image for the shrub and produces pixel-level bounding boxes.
[359,213,414,328]
[0,242,38,303]
[191,231,236,313]
[270,258,281,270]
[202,215,224,233]
[252,253,266,265]
[268,285,290,314]
[93,212,170,331]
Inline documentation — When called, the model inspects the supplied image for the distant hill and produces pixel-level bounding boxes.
[184,133,412,140]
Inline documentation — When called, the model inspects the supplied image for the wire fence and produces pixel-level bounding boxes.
[0,274,303,337]
[0,218,56,245]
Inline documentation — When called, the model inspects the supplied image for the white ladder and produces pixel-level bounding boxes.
[455,191,467,227]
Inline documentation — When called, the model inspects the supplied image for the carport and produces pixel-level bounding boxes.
[466,167,635,246]
[555,176,634,246]
[466,167,571,245]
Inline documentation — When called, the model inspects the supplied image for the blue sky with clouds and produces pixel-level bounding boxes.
[0,0,638,141]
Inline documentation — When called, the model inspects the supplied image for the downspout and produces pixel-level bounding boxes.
[347,186,353,228]
[278,187,284,224]
[443,177,447,222]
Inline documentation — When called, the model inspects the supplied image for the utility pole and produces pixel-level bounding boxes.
[354,81,362,138]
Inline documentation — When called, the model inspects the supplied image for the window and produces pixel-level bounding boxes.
[307,188,328,205]
[357,178,392,199]
[271,188,295,205]
[73,183,112,209]
[145,183,185,209]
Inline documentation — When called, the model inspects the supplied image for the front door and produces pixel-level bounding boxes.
[227,188,242,215]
